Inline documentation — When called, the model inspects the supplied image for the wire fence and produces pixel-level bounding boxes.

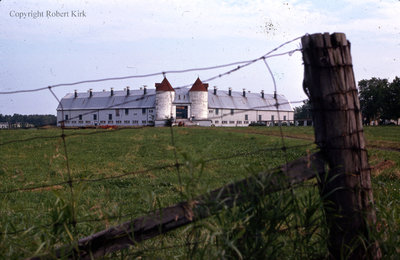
[0,36,321,259]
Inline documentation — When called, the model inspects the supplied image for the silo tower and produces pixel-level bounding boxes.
[189,78,208,120]
[155,78,175,124]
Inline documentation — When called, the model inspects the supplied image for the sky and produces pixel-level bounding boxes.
[0,0,399,115]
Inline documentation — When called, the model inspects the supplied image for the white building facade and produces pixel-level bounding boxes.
[57,78,294,127]
[0,122,9,129]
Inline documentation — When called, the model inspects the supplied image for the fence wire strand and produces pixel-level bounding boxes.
[0,99,308,148]
[0,142,315,195]
[0,36,319,258]
[0,36,301,95]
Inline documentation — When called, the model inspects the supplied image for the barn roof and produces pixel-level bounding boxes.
[207,90,293,111]
[189,78,208,92]
[57,88,293,112]
[57,89,156,110]
[155,78,175,92]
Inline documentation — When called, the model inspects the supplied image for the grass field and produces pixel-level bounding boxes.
[0,126,399,258]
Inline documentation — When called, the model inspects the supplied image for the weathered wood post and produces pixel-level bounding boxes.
[301,33,381,259]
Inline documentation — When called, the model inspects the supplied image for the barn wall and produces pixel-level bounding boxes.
[189,91,208,120]
[208,108,294,127]
[57,88,294,128]
[57,108,155,127]
[155,91,175,120]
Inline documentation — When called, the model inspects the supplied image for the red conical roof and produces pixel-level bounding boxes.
[189,77,208,92]
[155,77,175,92]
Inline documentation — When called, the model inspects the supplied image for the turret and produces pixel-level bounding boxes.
[155,78,175,121]
[189,78,208,120]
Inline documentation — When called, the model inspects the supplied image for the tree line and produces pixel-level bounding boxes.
[0,114,57,127]
[359,77,400,125]
[294,77,400,125]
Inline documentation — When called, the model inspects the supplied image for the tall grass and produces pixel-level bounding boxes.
[184,176,328,259]
[0,126,399,258]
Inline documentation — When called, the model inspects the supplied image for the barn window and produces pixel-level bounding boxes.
[65,115,68,120]
[142,120,147,124]
[271,115,274,121]
[142,108,146,114]
[284,115,287,121]
[148,109,154,113]
[209,109,213,114]
[79,114,82,120]
[259,115,262,121]
[125,109,129,115]
[215,108,219,115]
[93,114,97,120]
[231,109,234,115]
[109,114,112,120]
[116,109,120,117]
[245,114,248,120]
[229,121,235,124]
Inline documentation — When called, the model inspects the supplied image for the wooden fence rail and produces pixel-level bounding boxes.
[29,153,325,259]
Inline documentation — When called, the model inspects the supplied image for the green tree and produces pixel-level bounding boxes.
[0,114,56,127]
[358,78,389,124]
[385,77,400,122]
[294,100,312,120]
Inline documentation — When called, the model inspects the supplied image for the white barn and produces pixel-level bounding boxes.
[0,122,9,129]
[57,78,294,127]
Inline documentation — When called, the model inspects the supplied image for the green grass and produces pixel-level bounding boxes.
[0,126,399,258]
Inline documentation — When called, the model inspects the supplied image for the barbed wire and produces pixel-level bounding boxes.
[174,48,301,89]
[0,36,301,95]
[263,57,289,164]
[48,87,77,228]
[1,53,301,129]
[0,99,308,147]
[0,35,316,259]
[0,144,317,236]
[0,126,151,147]
[0,142,314,194]
[3,123,373,197]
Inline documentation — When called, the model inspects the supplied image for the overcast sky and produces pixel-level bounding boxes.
[1,0,399,115]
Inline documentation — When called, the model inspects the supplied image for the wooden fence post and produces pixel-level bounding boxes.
[301,33,381,259]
